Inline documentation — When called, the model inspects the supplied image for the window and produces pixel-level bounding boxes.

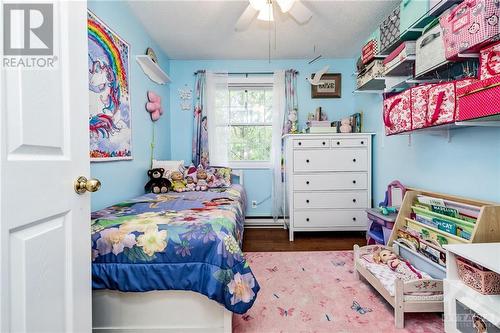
[214,77,274,167]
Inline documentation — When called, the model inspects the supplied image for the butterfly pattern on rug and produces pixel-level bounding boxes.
[351,300,373,315]
[277,307,295,317]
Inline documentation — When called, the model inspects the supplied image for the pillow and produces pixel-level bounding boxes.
[152,160,184,179]
[206,166,232,188]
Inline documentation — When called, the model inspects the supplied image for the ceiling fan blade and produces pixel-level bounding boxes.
[288,1,312,24]
[235,4,258,31]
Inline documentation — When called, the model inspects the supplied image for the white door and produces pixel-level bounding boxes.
[0,1,92,332]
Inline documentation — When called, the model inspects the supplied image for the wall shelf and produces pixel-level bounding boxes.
[136,55,171,85]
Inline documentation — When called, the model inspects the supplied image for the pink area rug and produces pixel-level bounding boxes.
[233,251,444,333]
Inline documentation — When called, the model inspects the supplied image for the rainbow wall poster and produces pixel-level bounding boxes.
[88,10,132,161]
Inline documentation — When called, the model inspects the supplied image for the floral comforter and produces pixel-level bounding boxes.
[91,185,259,314]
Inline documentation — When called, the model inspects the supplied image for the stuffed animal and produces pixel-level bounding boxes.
[171,171,186,192]
[373,249,425,282]
[146,91,163,121]
[145,168,171,194]
[340,118,352,133]
[185,176,196,191]
[195,165,209,191]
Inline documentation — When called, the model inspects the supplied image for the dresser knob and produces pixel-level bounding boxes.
[352,199,357,203]
[306,159,310,163]
[322,141,326,145]
[306,199,310,203]
[306,181,310,185]
[353,217,357,221]
[337,141,340,145]
[361,141,364,145]
[352,158,357,162]
[352,180,357,184]
[306,218,310,222]
[298,142,302,146]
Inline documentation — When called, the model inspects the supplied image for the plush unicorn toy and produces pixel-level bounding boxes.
[146,91,163,121]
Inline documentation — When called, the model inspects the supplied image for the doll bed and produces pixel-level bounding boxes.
[354,244,443,329]
[91,180,258,332]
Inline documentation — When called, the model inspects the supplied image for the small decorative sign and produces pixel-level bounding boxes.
[311,73,342,98]
[178,86,193,111]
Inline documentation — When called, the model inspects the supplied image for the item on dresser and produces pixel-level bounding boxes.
[479,41,500,80]
[284,134,373,241]
[439,0,500,60]
[362,39,378,65]
[306,126,338,134]
[415,21,447,78]
[383,41,416,76]
[357,60,385,88]
[456,256,500,295]
[457,75,500,121]
[380,5,401,54]
[340,118,352,133]
[383,89,412,135]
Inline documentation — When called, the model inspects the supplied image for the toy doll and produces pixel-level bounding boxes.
[195,165,209,191]
[185,176,196,191]
[170,171,186,193]
[373,248,423,282]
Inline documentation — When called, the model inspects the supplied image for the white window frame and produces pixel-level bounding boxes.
[223,76,274,169]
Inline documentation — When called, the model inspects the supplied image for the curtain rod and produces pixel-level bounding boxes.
[193,70,299,76]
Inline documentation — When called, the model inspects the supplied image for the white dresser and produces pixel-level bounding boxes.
[283,133,374,241]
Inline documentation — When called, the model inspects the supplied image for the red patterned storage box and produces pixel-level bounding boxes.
[480,41,500,79]
[457,256,500,295]
[457,76,500,120]
[383,90,412,135]
[439,0,500,60]
[362,39,378,65]
[426,79,477,126]
[411,84,436,130]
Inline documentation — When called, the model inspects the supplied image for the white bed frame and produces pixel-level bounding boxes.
[353,244,443,329]
[92,171,245,333]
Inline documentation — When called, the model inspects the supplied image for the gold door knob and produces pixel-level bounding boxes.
[74,176,101,194]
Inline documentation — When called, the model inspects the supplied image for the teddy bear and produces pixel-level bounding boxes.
[195,165,209,191]
[340,118,352,133]
[145,168,171,194]
[170,170,187,193]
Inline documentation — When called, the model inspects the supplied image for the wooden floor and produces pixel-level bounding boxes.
[242,227,367,252]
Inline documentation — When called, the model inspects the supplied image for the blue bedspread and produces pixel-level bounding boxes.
[91,185,259,314]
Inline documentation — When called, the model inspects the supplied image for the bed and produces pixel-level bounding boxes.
[91,179,259,332]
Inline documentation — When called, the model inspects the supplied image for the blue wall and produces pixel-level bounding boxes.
[89,1,171,211]
[357,93,500,205]
[169,59,357,216]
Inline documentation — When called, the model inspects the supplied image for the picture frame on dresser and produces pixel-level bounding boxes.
[283,133,375,241]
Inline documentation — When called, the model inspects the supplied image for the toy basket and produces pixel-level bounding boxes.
[456,257,500,295]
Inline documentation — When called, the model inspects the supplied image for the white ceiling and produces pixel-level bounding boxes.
[128,0,398,60]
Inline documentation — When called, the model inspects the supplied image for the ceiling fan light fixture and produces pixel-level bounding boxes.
[257,3,274,21]
[276,0,295,13]
[249,0,267,11]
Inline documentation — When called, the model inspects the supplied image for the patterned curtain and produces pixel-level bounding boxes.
[283,70,298,135]
[192,71,209,168]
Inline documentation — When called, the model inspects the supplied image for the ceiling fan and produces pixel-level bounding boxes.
[235,0,313,31]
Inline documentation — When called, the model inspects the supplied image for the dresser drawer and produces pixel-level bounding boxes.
[294,191,368,209]
[293,139,330,148]
[294,149,368,172]
[293,173,368,191]
[331,138,368,147]
[293,210,367,228]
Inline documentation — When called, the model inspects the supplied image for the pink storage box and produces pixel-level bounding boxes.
[439,0,500,60]
[383,90,412,135]
[479,41,500,79]
[362,39,378,65]
[411,84,436,130]
[456,256,500,295]
[457,75,500,120]
[426,79,477,127]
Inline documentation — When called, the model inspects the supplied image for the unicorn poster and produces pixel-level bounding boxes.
[87,10,132,161]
